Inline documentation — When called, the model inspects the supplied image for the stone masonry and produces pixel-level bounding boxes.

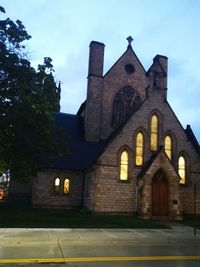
[13,38,200,217]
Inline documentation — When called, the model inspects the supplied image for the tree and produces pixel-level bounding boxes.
[0,6,67,183]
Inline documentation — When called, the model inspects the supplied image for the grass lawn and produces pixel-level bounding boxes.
[0,201,169,229]
[181,214,200,229]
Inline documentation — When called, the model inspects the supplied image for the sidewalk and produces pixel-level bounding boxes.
[0,224,199,245]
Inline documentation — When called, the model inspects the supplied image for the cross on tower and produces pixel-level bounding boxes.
[127,36,133,47]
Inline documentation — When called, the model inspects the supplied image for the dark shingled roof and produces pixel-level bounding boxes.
[185,125,200,157]
[47,112,105,170]
[45,107,200,171]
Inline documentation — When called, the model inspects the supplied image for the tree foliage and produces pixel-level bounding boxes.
[0,7,67,182]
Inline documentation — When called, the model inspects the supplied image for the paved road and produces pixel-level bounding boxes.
[0,242,200,266]
[0,226,199,266]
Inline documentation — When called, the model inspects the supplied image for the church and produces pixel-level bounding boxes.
[27,37,200,219]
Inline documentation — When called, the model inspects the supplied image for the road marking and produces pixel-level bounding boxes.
[0,256,200,264]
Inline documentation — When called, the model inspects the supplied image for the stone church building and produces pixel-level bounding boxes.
[23,37,200,219]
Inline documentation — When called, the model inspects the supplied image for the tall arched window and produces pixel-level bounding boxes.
[111,86,141,129]
[54,178,60,193]
[151,114,158,151]
[63,179,70,194]
[178,156,186,184]
[165,135,172,160]
[120,150,129,181]
[136,132,144,166]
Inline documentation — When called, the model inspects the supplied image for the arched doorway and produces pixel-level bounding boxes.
[152,169,169,216]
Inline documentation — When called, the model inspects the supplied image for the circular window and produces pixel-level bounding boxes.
[125,64,135,74]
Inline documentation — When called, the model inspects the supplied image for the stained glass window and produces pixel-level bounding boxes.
[63,179,70,194]
[120,150,129,180]
[151,115,158,151]
[112,86,141,129]
[165,135,172,159]
[178,156,186,184]
[136,132,143,166]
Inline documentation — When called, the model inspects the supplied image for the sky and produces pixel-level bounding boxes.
[1,0,200,141]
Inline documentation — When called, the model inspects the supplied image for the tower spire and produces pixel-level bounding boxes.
[55,81,61,112]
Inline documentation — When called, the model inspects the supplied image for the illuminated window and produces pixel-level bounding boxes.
[120,150,129,180]
[54,178,60,193]
[165,135,172,159]
[136,132,144,166]
[151,115,158,151]
[178,156,186,184]
[63,179,70,194]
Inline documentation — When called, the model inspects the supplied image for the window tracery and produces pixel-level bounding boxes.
[112,86,141,129]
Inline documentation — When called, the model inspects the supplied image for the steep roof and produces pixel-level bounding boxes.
[44,112,105,170]
[137,146,163,178]
[104,45,146,77]
[185,125,200,157]
[137,146,179,180]
[76,100,86,116]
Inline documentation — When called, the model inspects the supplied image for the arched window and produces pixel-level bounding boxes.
[111,86,141,129]
[120,150,129,181]
[151,114,158,151]
[63,179,70,194]
[165,135,172,159]
[136,132,144,166]
[54,178,60,193]
[178,156,186,184]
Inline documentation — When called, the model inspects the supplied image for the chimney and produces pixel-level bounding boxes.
[153,54,168,76]
[84,41,105,141]
[88,41,105,77]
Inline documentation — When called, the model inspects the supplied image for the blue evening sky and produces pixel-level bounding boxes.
[1,0,200,141]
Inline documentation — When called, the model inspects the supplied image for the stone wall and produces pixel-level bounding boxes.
[180,173,200,214]
[92,164,136,213]
[32,169,84,208]
[138,151,182,219]
[100,48,149,139]
[91,87,200,214]
[84,169,96,210]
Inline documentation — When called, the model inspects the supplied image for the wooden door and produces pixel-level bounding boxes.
[152,170,169,216]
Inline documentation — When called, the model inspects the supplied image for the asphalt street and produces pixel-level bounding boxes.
[0,224,199,266]
[0,242,200,266]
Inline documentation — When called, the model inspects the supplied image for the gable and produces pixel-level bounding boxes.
[99,46,149,139]
[137,147,179,181]
[103,46,148,100]
[97,89,200,171]
[104,46,146,77]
